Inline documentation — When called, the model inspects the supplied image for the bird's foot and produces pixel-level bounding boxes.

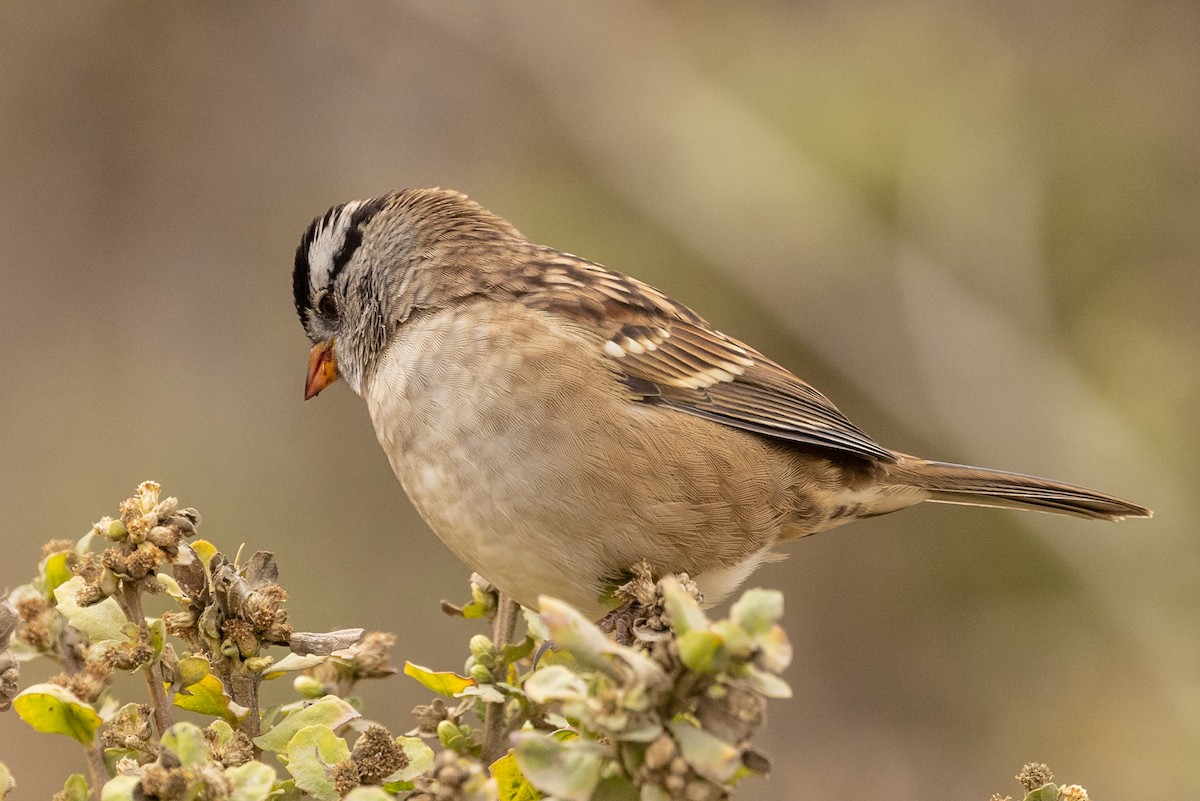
[596,561,696,646]
[596,599,642,646]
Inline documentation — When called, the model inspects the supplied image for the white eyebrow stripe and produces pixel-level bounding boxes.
[307,201,365,292]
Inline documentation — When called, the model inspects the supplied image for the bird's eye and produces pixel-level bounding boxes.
[317,293,338,319]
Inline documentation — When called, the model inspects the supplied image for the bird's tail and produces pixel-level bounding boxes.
[887,457,1152,521]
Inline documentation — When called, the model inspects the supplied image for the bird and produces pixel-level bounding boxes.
[293,187,1151,617]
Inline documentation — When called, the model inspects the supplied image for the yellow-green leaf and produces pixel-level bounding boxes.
[13,683,103,744]
[190,539,219,568]
[173,673,248,724]
[492,750,542,801]
[404,661,477,696]
[39,551,74,597]
[677,631,728,675]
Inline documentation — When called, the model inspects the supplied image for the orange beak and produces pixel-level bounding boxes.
[305,341,339,400]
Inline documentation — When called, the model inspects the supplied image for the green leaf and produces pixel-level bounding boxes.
[13,683,102,744]
[1024,784,1061,801]
[58,774,88,801]
[515,733,604,801]
[284,724,351,801]
[591,775,639,801]
[404,661,477,696]
[253,695,360,754]
[659,577,708,635]
[640,786,671,801]
[538,598,665,688]
[176,655,211,686]
[99,775,140,801]
[677,631,729,675]
[668,721,741,783]
[729,589,783,636]
[207,719,236,744]
[523,607,551,642]
[502,635,537,664]
[753,625,792,673]
[0,763,13,800]
[739,666,792,699]
[266,779,302,800]
[537,597,616,670]
[173,673,249,724]
[53,577,128,643]
[383,736,435,783]
[155,573,186,602]
[523,665,587,704]
[102,748,140,775]
[492,750,542,801]
[261,652,328,679]
[457,683,506,704]
[161,721,211,767]
[226,760,277,801]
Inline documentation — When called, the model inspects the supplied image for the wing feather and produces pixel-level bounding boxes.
[516,251,896,463]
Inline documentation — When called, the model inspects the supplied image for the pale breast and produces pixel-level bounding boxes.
[363,301,814,614]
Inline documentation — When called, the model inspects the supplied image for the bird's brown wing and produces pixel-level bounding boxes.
[517,252,896,464]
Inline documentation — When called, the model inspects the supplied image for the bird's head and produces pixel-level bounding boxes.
[292,187,522,399]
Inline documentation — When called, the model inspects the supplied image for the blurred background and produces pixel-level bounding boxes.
[1,2,1197,798]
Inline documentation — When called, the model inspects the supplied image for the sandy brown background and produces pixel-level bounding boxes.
[2,3,1197,798]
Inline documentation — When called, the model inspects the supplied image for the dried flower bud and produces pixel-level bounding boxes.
[411,698,449,736]
[1017,763,1054,792]
[204,727,253,767]
[42,539,75,557]
[331,760,361,795]
[101,704,155,753]
[351,725,407,784]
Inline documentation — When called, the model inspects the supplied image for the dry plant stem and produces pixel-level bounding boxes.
[482,593,520,763]
[120,581,173,736]
[84,737,107,801]
[226,668,261,740]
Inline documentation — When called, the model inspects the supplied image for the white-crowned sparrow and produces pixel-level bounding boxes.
[294,188,1150,616]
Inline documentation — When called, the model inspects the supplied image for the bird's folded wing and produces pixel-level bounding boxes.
[604,318,896,463]
[518,253,894,463]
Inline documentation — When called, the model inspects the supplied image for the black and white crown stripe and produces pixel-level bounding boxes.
[293,196,390,321]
